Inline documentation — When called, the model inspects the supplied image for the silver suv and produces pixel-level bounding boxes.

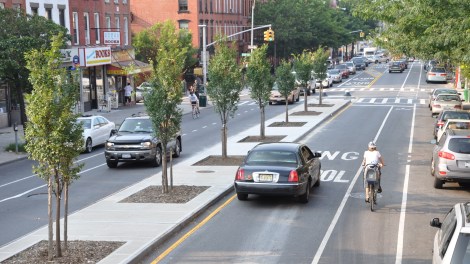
[431,129,470,188]
[430,202,470,263]
[104,114,182,168]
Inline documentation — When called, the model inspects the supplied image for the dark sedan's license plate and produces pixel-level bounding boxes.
[259,174,273,182]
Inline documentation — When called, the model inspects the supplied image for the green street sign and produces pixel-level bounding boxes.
[241,53,251,57]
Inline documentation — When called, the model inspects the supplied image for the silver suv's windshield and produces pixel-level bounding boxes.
[118,119,153,133]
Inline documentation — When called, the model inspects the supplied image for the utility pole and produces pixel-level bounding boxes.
[199,24,207,94]
[250,0,256,53]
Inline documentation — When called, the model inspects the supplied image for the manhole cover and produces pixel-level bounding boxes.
[196,170,215,173]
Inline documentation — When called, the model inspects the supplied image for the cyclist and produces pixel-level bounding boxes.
[362,141,385,203]
[188,91,200,114]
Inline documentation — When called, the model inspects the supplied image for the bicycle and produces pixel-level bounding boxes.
[191,103,200,119]
[363,164,380,211]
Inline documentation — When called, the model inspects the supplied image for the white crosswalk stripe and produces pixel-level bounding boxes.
[354,98,426,105]
[327,87,427,92]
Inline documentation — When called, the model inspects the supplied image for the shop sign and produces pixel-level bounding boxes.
[78,47,111,67]
[106,65,126,75]
[59,48,78,62]
[104,31,121,45]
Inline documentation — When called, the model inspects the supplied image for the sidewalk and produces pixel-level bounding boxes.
[0,98,351,263]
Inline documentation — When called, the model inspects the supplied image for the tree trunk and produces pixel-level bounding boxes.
[162,145,168,193]
[221,123,227,158]
[55,173,62,257]
[169,149,173,190]
[304,87,308,112]
[48,176,53,261]
[260,106,265,138]
[319,83,323,105]
[285,101,289,123]
[64,183,68,251]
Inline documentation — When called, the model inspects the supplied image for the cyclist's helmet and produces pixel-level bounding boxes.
[368,141,377,149]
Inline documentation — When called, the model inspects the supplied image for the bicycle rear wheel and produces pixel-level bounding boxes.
[192,108,197,119]
[369,184,375,211]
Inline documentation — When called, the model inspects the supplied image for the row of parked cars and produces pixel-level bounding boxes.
[427,87,470,263]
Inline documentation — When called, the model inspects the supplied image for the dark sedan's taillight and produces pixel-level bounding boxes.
[235,168,245,180]
[288,170,299,182]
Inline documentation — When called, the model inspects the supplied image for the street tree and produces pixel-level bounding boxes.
[133,20,198,73]
[275,60,296,122]
[143,21,186,194]
[293,50,314,112]
[24,34,83,260]
[245,45,273,138]
[0,8,68,126]
[311,47,329,105]
[206,38,243,158]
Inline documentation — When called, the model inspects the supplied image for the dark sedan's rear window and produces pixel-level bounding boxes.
[448,138,470,154]
[246,150,298,165]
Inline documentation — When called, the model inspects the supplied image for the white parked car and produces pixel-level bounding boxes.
[430,202,470,263]
[430,94,463,116]
[77,115,115,153]
[435,119,470,142]
[327,69,342,83]
[426,67,448,83]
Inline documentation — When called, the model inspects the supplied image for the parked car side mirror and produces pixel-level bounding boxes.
[110,129,117,135]
[430,217,442,228]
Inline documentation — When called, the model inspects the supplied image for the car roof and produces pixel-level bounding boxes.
[252,142,302,152]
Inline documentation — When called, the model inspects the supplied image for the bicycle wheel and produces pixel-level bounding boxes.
[192,108,197,119]
[369,184,375,211]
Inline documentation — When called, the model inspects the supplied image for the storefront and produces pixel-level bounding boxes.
[78,47,112,112]
[108,48,151,106]
[0,82,8,128]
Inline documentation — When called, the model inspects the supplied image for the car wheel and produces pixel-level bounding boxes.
[314,176,320,187]
[389,70,391,73]
[269,101,273,105]
[151,146,163,167]
[296,95,300,102]
[237,193,248,201]
[434,177,444,189]
[172,138,181,158]
[298,181,310,203]
[85,138,93,153]
[106,160,118,168]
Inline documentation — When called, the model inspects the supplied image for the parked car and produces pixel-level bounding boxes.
[426,66,448,83]
[388,61,403,73]
[104,114,182,168]
[424,60,438,71]
[433,110,470,139]
[76,115,115,153]
[435,119,470,142]
[430,94,463,116]
[372,54,389,64]
[234,142,321,203]
[327,69,342,83]
[310,71,333,89]
[344,61,357,75]
[352,58,366,70]
[334,64,350,78]
[429,88,461,109]
[269,82,300,105]
[430,202,470,263]
[431,129,470,188]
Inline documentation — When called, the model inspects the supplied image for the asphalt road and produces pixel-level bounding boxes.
[139,61,470,264]
[0,87,319,247]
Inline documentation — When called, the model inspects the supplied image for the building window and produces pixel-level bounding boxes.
[94,13,100,44]
[0,3,4,9]
[105,0,109,3]
[123,17,128,45]
[114,0,118,3]
[115,16,120,31]
[31,7,38,15]
[179,20,189,30]
[123,0,127,4]
[12,4,21,11]
[45,7,52,20]
[84,13,90,45]
[59,9,66,27]
[178,0,188,12]
[73,12,79,45]
[106,16,111,30]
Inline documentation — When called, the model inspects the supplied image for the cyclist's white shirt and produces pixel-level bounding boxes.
[363,150,381,165]
[189,94,198,103]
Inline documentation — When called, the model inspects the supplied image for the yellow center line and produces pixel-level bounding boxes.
[367,71,383,88]
[151,194,237,264]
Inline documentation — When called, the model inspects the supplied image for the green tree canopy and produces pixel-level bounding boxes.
[275,60,296,122]
[311,47,329,105]
[0,8,68,125]
[293,50,314,111]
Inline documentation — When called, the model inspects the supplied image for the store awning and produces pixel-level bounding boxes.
[108,60,152,75]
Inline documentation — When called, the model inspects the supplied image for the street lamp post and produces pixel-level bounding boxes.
[199,24,207,94]
[250,0,256,52]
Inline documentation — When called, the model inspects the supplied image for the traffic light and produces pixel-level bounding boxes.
[264,29,275,42]
[264,30,270,42]
[360,31,365,38]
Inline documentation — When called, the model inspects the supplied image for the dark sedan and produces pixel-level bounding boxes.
[234,142,321,203]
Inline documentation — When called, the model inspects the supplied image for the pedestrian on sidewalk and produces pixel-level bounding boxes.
[124,82,133,106]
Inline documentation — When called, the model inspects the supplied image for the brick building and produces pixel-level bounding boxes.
[0,0,25,10]
[131,0,254,52]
